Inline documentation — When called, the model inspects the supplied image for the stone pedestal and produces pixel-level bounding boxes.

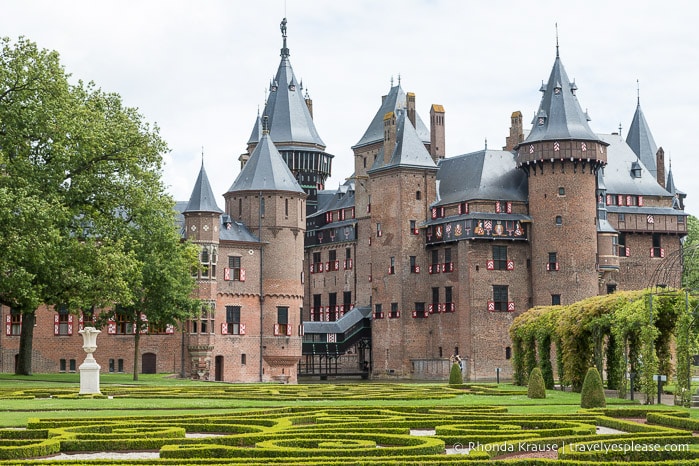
[78,327,102,395]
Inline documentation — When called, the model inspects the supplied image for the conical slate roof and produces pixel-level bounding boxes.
[260,18,325,151]
[353,84,430,149]
[523,49,602,144]
[626,100,658,179]
[228,131,304,194]
[183,162,223,213]
[247,113,263,145]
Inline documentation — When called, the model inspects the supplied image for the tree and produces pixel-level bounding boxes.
[0,36,169,374]
[527,367,546,399]
[110,192,200,381]
[580,367,606,408]
[448,362,463,385]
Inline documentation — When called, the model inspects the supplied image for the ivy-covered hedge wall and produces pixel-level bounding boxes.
[510,289,698,401]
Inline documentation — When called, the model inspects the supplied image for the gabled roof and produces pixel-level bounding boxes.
[625,100,658,178]
[434,149,528,206]
[227,132,304,194]
[260,19,325,151]
[183,162,223,214]
[522,49,603,145]
[368,110,437,173]
[353,84,430,149]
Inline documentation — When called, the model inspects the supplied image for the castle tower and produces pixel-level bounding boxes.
[503,111,524,151]
[182,160,223,379]
[243,18,333,215]
[367,109,439,376]
[515,47,608,306]
[224,121,306,383]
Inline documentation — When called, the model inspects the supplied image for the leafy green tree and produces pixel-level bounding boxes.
[580,367,606,408]
[0,36,169,374]
[110,192,200,381]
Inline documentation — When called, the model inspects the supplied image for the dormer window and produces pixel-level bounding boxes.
[631,161,642,178]
[289,84,296,91]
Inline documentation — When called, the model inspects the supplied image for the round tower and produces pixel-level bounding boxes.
[515,49,608,306]
[224,122,306,383]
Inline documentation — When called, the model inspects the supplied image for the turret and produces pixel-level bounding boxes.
[515,46,608,306]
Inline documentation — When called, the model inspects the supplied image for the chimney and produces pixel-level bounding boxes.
[406,92,416,128]
[429,104,445,162]
[656,147,665,187]
[383,111,397,165]
[503,111,524,151]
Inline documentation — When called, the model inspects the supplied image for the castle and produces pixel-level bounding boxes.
[0,19,687,382]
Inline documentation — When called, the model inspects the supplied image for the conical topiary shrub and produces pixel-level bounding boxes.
[449,362,463,385]
[527,367,546,399]
[580,367,606,408]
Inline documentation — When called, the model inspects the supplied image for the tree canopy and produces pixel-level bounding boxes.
[0,36,198,375]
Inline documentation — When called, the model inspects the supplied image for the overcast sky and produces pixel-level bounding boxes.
[2,0,696,216]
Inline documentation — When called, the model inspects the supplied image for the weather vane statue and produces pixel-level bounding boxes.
[280,17,287,38]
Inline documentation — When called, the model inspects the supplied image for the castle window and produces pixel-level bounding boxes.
[618,233,628,257]
[328,250,338,271]
[56,306,72,336]
[431,287,440,314]
[69,359,76,372]
[311,294,322,321]
[238,198,242,218]
[505,347,512,360]
[606,284,617,294]
[651,234,663,258]
[241,354,247,365]
[285,198,289,218]
[547,252,559,271]
[260,197,265,217]
[225,306,242,335]
[117,359,124,372]
[430,249,440,274]
[226,256,245,281]
[552,294,561,305]
[343,291,352,314]
[376,223,382,237]
[490,285,509,312]
[115,308,134,334]
[413,302,427,318]
[328,293,338,321]
[389,302,400,318]
[444,247,453,272]
[60,359,67,372]
[374,303,384,319]
[618,213,625,222]
[445,286,454,312]
[555,216,563,226]
[410,256,419,273]
[490,245,508,270]
[410,220,418,235]
[275,307,290,336]
[388,256,395,275]
[416,190,421,200]
[558,187,565,196]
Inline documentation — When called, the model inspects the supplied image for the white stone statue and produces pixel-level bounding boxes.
[78,327,102,395]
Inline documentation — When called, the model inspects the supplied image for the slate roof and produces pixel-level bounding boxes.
[353,84,430,149]
[260,20,325,151]
[219,217,261,242]
[247,113,262,146]
[434,149,528,206]
[183,162,223,213]
[522,50,603,145]
[368,110,437,173]
[597,133,671,197]
[626,100,658,179]
[227,132,305,194]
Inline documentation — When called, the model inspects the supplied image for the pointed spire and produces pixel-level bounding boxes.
[184,159,223,213]
[523,46,601,144]
[626,88,658,178]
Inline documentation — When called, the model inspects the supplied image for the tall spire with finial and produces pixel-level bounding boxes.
[280,17,289,58]
[555,22,559,58]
